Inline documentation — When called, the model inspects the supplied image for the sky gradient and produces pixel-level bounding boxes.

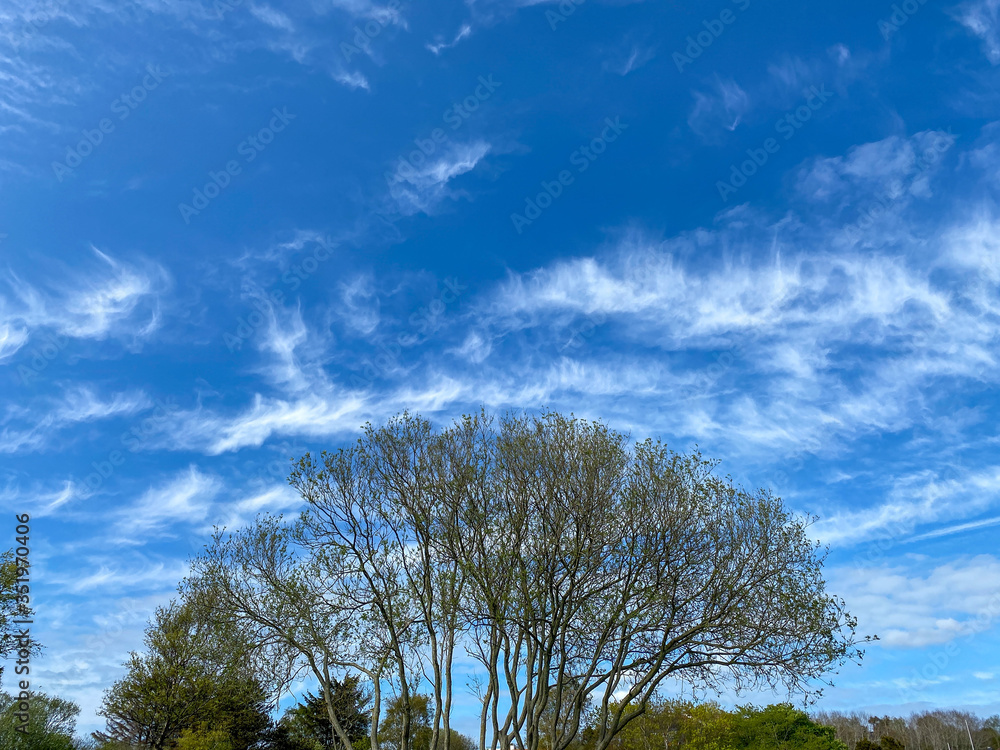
[2,0,1000,736]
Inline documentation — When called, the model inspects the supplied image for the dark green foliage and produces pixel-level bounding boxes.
[854,737,904,750]
[730,704,846,750]
[589,701,848,750]
[260,724,319,750]
[281,677,372,750]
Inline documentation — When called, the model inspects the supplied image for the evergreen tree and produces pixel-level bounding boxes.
[282,677,372,750]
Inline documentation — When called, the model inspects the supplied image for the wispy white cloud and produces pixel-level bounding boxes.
[795,130,956,205]
[0,248,168,363]
[338,274,381,335]
[146,168,1000,475]
[388,140,491,215]
[36,481,80,516]
[254,303,314,393]
[907,514,1000,543]
[250,3,295,30]
[115,466,222,534]
[0,478,86,517]
[54,387,153,423]
[604,44,656,76]
[206,483,303,531]
[64,559,191,594]
[174,392,369,454]
[459,191,999,461]
[333,70,371,91]
[956,0,1000,64]
[0,388,151,454]
[814,467,1000,546]
[688,77,751,139]
[426,24,472,55]
[0,321,29,362]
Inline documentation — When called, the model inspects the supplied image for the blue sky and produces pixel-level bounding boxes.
[3,0,1000,735]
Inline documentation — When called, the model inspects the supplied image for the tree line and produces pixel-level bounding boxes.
[10,682,1000,750]
[813,710,1000,750]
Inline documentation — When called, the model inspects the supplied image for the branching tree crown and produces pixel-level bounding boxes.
[188,410,866,750]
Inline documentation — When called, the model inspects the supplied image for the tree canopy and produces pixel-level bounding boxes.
[597,701,846,750]
[187,410,866,750]
[94,598,272,750]
[0,691,78,750]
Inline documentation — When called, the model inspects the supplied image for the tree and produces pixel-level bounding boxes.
[380,695,430,750]
[817,710,1000,750]
[538,678,589,750]
[0,550,41,687]
[812,712,869,750]
[260,723,322,750]
[599,699,733,750]
[94,598,272,750]
[0,690,78,750]
[979,716,1000,750]
[590,701,850,750]
[283,677,372,750]
[378,695,472,750]
[195,410,866,750]
[378,411,863,750]
[729,705,846,750]
[185,515,402,750]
